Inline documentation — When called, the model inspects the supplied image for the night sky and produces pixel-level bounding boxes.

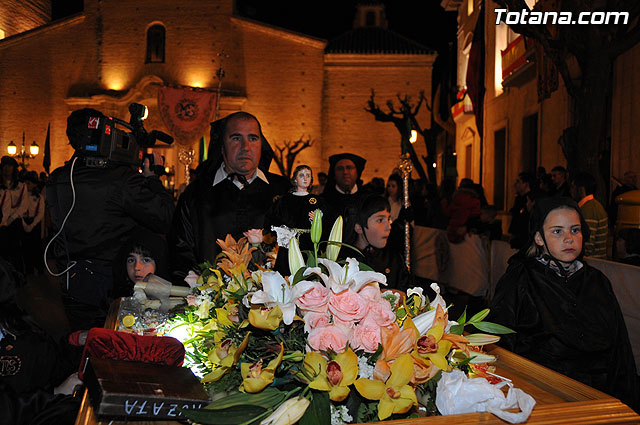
[51,0,456,52]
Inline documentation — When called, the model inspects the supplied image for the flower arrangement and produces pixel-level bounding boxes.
[167,212,515,425]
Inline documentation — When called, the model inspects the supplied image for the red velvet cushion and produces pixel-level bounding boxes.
[78,328,185,380]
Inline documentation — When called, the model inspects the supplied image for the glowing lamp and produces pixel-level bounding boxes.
[409,130,418,144]
[7,141,17,155]
[30,141,39,156]
[432,162,437,168]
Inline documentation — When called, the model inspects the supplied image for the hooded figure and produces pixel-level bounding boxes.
[169,112,290,280]
[321,153,368,229]
[490,197,638,411]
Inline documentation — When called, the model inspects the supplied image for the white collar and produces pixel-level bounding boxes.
[335,184,358,195]
[212,164,269,189]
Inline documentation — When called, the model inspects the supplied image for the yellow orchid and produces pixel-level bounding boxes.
[304,348,358,402]
[202,332,250,383]
[354,353,418,420]
[240,343,284,393]
[414,324,452,372]
[195,298,213,320]
[248,305,283,330]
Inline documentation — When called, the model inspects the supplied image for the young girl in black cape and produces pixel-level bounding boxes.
[489,197,638,411]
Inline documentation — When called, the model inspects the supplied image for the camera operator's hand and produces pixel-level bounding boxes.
[143,152,164,177]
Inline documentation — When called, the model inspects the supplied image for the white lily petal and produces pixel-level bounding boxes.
[279,302,297,325]
[318,258,345,283]
[430,282,446,309]
[251,290,273,305]
[350,270,387,292]
[411,308,438,336]
[261,271,288,302]
[290,280,317,300]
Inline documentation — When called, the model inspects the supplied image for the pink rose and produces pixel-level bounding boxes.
[350,316,382,353]
[243,228,263,244]
[303,311,331,333]
[328,289,367,323]
[295,282,330,314]
[184,270,200,288]
[308,323,352,353]
[186,295,199,306]
[358,284,383,302]
[363,301,396,327]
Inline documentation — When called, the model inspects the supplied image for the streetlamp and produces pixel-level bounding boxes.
[6,132,39,168]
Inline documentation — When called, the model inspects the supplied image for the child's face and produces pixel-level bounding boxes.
[363,209,392,249]
[126,253,156,283]
[386,180,399,198]
[535,207,583,264]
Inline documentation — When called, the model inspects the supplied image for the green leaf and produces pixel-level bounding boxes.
[456,307,467,324]
[318,241,363,257]
[181,404,266,425]
[468,309,490,323]
[449,323,464,335]
[358,262,374,272]
[472,321,516,334]
[205,388,287,410]
[300,390,331,425]
[292,266,308,285]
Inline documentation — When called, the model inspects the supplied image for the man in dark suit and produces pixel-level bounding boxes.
[169,112,290,280]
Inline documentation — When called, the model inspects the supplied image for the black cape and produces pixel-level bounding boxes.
[490,255,639,411]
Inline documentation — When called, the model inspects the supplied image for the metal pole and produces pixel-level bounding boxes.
[398,153,412,271]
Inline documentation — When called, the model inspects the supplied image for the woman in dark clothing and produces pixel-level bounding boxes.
[490,197,638,411]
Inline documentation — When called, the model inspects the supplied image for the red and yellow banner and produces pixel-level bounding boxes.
[158,86,217,145]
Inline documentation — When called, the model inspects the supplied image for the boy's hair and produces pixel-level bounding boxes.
[357,194,390,229]
[129,245,154,259]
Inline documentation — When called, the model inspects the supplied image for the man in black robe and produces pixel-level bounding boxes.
[321,153,368,240]
[169,112,290,280]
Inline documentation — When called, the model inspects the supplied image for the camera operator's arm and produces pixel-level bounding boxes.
[121,158,174,234]
[142,152,163,178]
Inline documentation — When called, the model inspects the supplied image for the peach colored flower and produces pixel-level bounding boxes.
[358,284,384,302]
[308,323,352,353]
[350,316,381,353]
[186,295,198,306]
[302,311,331,333]
[328,289,367,323]
[295,281,330,314]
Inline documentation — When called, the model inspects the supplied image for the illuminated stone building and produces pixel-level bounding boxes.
[0,0,435,185]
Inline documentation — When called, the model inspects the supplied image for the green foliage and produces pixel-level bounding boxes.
[470,321,516,334]
[180,404,267,425]
[300,390,331,425]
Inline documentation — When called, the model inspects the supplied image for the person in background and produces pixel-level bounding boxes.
[550,166,571,197]
[508,171,538,249]
[468,204,502,241]
[311,171,327,195]
[443,178,481,243]
[0,156,28,273]
[21,171,45,275]
[614,227,640,267]
[321,153,368,227]
[385,173,403,222]
[609,170,637,229]
[571,172,608,259]
[490,197,638,411]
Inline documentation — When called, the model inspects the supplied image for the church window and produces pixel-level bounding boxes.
[146,24,165,63]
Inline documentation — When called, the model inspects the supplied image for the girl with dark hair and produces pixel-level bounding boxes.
[385,173,402,222]
[490,197,638,411]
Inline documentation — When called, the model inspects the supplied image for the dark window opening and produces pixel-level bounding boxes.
[522,113,538,173]
[146,25,165,63]
[365,11,376,26]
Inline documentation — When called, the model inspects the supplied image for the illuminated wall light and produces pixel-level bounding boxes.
[30,141,39,156]
[409,130,418,143]
[432,162,437,168]
[7,142,17,155]
[453,151,457,156]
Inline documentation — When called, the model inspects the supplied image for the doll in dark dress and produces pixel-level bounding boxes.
[270,165,325,273]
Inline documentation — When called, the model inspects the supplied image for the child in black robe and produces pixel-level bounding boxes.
[490,197,639,411]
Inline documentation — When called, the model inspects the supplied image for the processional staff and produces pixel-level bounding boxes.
[398,121,414,271]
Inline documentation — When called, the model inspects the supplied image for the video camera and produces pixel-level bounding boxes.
[76,103,173,171]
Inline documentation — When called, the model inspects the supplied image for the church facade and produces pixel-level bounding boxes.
[0,0,435,186]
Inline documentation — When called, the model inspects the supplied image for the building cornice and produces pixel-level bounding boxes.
[324,53,435,68]
[0,13,85,49]
[231,16,327,49]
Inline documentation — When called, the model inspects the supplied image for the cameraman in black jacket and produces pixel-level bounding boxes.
[46,108,174,331]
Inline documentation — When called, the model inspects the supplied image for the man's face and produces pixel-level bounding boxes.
[551,171,565,187]
[515,177,528,196]
[334,159,357,192]
[222,117,262,176]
